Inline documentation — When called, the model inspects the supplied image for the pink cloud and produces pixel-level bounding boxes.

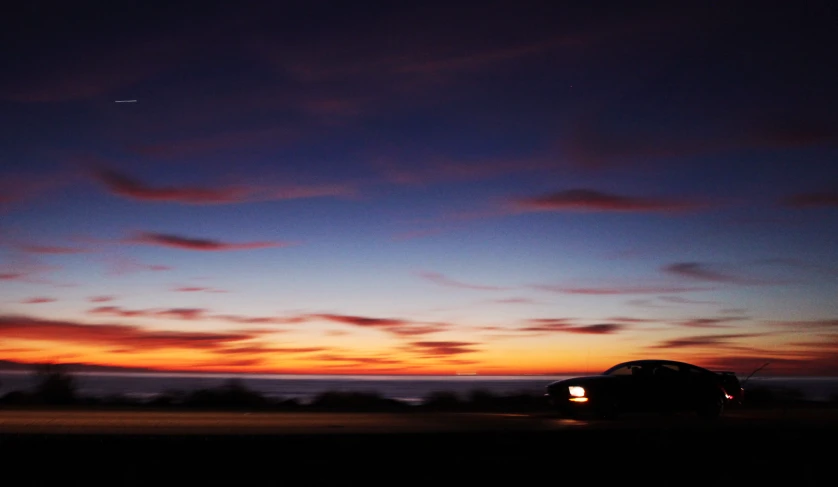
[510,189,702,213]
[673,317,748,328]
[519,320,623,334]
[533,284,716,295]
[663,262,785,285]
[0,315,256,351]
[173,286,228,293]
[94,169,248,204]
[649,333,766,349]
[19,245,89,255]
[781,190,838,208]
[93,168,359,205]
[409,341,481,357]
[125,232,295,251]
[88,296,116,303]
[104,256,172,276]
[417,271,512,291]
[20,297,57,304]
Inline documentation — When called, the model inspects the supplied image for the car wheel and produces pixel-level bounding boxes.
[697,394,724,419]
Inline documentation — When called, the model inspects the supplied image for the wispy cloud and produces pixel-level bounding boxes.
[311,314,448,337]
[20,297,57,304]
[519,320,623,334]
[93,168,358,205]
[125,232,295,251]
[172,286,228,293]
[781,190,838,208]
[659,296,718,305]
[663,262,783,285]
[509,189,702,213]
[93,168,248,204]
[0,315,256,351]
[417,271,512,291]
[88,296,116,303]
[88,306,291,326]
[409,341,481,357]
[533,284,715,295]
[672,317,748,328]
[490,297,542,305]
[767,319,838,330]
[649,333,765,349]
[104,256,172,276]
[19,244,89,254]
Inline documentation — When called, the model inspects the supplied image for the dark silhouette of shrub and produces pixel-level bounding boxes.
[308,391,408,412]
[183,379,269,410]
[32,363,78,405]
[420,390,463,411]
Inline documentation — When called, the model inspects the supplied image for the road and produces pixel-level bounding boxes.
[0,408,836,434]
[1,409,834,486]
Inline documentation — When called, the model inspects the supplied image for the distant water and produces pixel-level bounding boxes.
[1,372,837,404]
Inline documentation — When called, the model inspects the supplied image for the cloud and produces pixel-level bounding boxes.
[125,232,295,251]
[214,345,326,355]
[768,319,838,330]
[663,262,782,285]
[519,320,623,334]
[409,341,481,357]
[417,271,512,291]
[93,168,248,204]
[533,284,715,295]
[658,296,718,305]
[87,306,293,326]
[104,256,172,276]
[673,317,747,328]
[93,168,359,204]
[19,245,89,254]
[781,190,838,208]
[649,333,764,349]
[0,273,27,281]
[490,297,542,304]
[509,189,701,213]
[88,296,116,303]
[0,315,256,351]
[173,286,228,293]
[312,314,448,337]
[20,297,57,304]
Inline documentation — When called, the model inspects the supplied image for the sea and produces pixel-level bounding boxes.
[2,372,838,404]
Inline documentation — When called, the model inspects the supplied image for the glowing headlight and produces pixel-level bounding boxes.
[568,386,586,397]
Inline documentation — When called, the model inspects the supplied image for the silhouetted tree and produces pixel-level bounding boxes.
[421,391,462,411]
[33,363,77,405]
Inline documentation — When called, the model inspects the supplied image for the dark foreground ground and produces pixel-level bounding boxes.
[1,409,834,486]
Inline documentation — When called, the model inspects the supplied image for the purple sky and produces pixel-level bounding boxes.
[1,1,837,375]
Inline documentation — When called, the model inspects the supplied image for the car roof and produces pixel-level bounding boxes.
[608,359,710,371]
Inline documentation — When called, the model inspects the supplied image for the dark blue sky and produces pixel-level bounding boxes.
[1,1,837,375]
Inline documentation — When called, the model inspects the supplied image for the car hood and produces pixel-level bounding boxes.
[547,375,616,388]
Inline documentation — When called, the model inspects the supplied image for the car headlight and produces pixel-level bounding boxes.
[568,386,586,397]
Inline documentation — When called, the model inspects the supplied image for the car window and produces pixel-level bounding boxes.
[604,364,634,375]
[652,364,679,376]
[679,365,708,377]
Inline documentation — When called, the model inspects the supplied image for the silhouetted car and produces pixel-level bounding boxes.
[545,359,744,418]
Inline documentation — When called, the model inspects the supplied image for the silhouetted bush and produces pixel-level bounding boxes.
[420,390,463,411]
[308,391,409,412]
[32,363,78,405]
[183,379,269,410]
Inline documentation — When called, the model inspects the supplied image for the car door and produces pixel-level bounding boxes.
[649,363,682,411]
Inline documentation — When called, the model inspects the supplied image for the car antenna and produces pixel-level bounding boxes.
[741,362,770,387]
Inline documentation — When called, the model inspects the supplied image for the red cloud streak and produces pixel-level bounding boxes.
[126,232,294,251]
[417,271,512,291]
[511,189,701,212]
[0,315,256,351]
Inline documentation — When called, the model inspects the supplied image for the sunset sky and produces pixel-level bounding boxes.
[1,1,837,376]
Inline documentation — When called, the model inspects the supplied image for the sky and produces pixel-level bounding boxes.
[1,1,837,376]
